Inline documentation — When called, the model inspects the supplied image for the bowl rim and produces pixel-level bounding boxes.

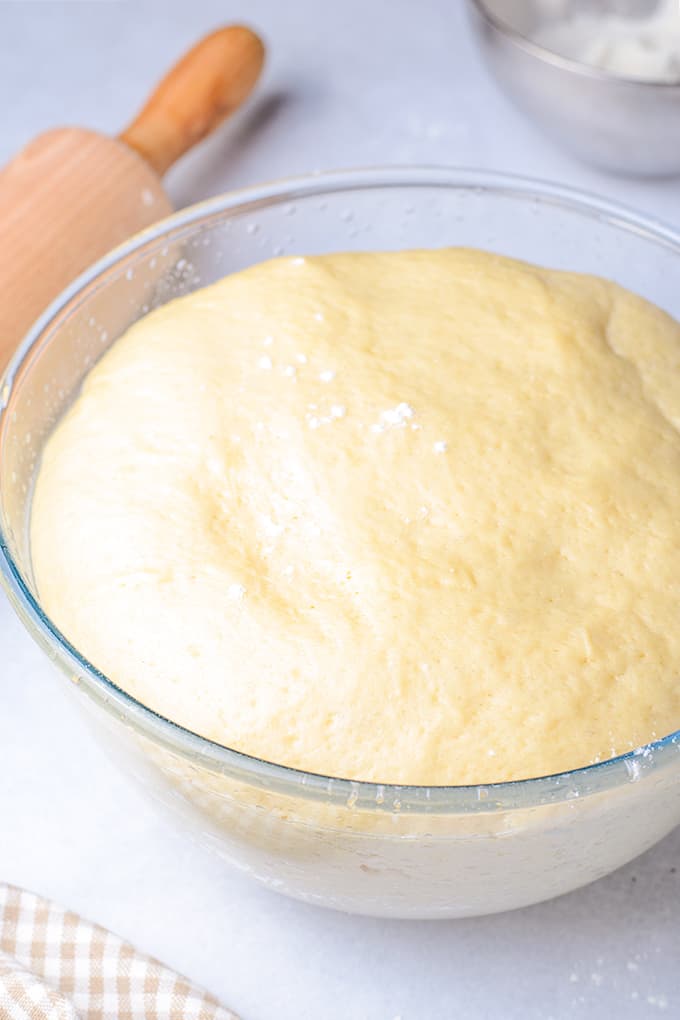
[468,0,680,89]
[2,163,680,815]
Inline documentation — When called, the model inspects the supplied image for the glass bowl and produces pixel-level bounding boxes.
[2,167,680,920]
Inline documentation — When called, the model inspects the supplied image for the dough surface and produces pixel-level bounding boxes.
[31,249,680,784]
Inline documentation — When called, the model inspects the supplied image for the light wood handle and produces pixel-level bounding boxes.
[119,25,265,176]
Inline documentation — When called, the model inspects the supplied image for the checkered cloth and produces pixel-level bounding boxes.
[0,884,238,1019]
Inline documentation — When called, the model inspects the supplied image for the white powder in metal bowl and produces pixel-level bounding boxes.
[533,0,680,81]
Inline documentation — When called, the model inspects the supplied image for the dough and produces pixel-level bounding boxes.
[30,248,680,785]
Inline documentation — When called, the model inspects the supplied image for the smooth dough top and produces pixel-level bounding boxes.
[30,248,680,784]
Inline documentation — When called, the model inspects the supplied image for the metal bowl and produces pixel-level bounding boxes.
[468,0,680,176]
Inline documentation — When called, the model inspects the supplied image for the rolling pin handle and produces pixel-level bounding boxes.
[119,25,265,176]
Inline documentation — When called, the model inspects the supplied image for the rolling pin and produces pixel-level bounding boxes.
[0,25,265,370]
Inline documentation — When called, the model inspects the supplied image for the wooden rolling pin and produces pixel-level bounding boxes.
[0,25,265,370]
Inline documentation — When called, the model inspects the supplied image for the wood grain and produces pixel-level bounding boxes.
[0,128,171,368]
[0,25,265,370]
[120,25,265,175]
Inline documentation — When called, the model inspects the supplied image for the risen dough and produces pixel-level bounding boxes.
[31,249,680,784]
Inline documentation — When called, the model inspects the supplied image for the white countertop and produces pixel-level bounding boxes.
[2,2,679,1017]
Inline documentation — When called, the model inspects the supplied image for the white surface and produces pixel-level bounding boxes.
[1,2,680,1017]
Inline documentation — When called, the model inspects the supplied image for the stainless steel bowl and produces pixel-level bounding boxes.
[468,0,680,176]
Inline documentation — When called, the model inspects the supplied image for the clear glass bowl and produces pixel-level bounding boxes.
[2,167,680,919]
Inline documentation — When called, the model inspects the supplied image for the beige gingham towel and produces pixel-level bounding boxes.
[0,884,238,1019]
